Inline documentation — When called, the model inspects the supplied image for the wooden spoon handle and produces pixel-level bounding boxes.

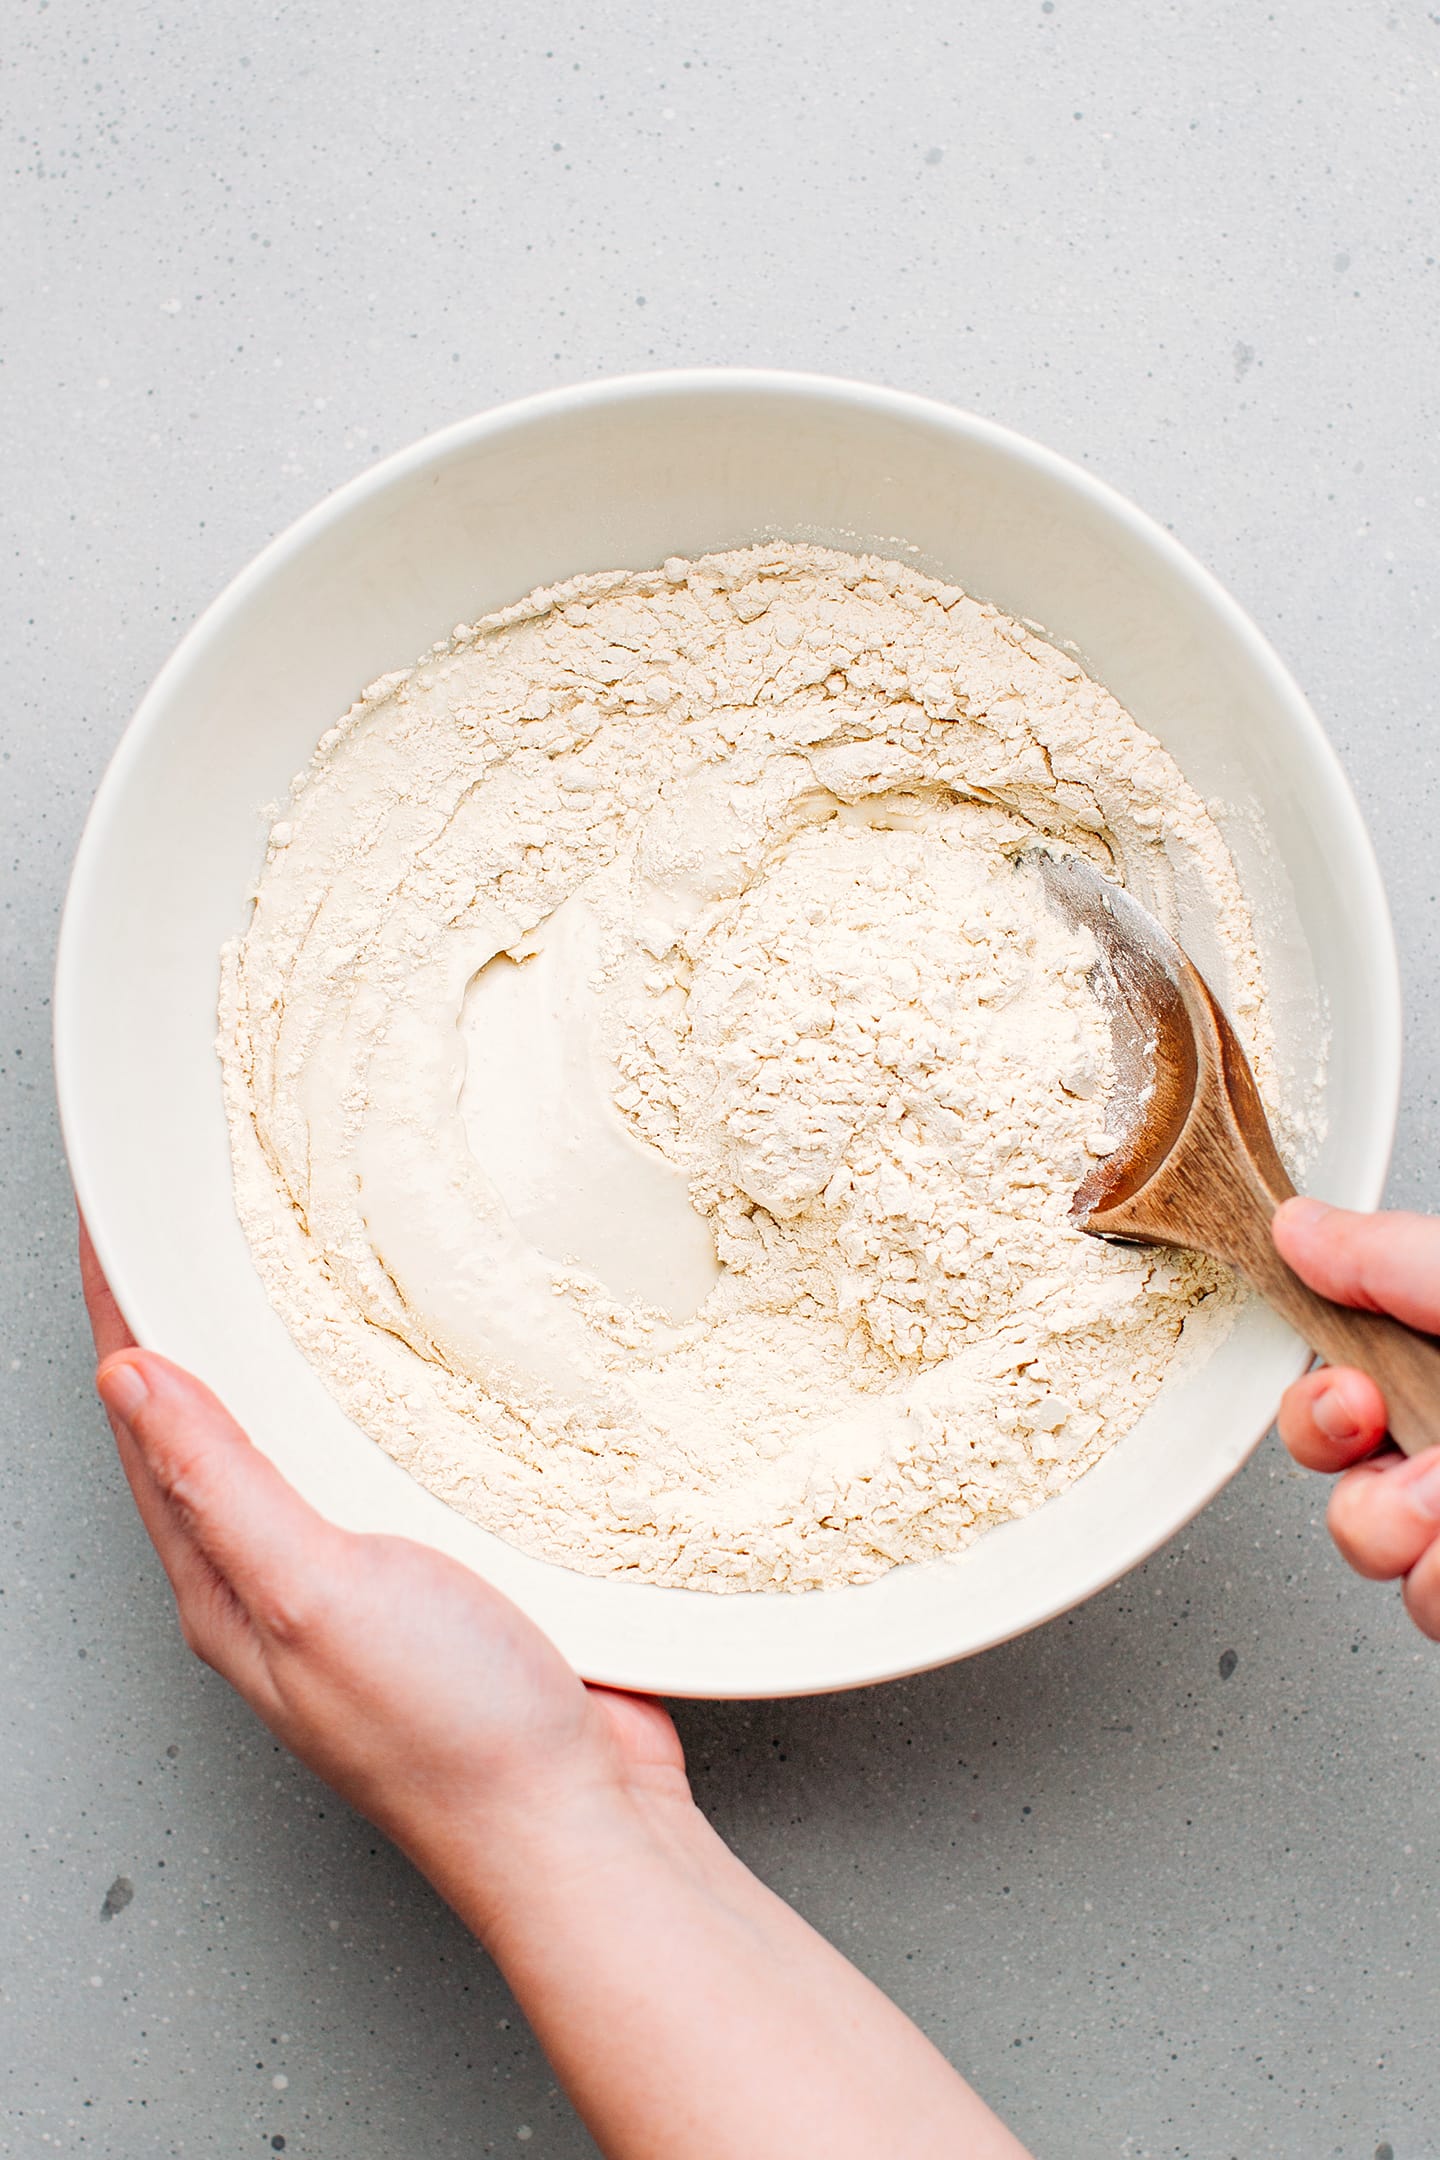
[1233,1193,1440,1459]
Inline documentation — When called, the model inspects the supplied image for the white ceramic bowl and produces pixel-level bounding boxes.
[56,370,1400,1698]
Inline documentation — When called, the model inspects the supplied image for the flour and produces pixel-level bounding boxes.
[219,543,1269,1592]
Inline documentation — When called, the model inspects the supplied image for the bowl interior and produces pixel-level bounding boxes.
[56,372,1397,1696]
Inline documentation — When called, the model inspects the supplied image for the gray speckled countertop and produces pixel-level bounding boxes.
[4,5,1439,2156]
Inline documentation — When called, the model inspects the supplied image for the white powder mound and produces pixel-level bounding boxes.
[219,543,1269,1593]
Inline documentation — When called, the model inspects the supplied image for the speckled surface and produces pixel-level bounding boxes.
[4,4,1439,2155]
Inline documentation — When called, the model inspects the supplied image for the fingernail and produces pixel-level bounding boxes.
[1403,1451,1440,1523]
[1278,1196,1332,1231]
[98,1359,148,1422]
[1312,1385,1360,1442]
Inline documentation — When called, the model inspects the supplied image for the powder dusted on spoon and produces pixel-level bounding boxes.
[219,543,1273,1592]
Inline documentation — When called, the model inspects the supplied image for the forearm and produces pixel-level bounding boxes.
[80,1278,1028,2157]
[435,1788,1032,2160]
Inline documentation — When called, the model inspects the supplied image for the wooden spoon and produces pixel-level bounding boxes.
[1029,847,1440,1456]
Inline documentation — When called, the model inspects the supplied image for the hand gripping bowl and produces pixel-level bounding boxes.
[55,370,1400,1699]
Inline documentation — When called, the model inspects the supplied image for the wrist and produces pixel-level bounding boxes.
[478,1778,745,1999]
[398,1751,713,1955]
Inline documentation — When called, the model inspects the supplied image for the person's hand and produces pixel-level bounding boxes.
[80,1218,689,1942]
[1273,1197,1440,1640]
[81,1215,1033,2158]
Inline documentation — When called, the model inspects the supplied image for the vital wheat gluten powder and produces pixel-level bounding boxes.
[219,543,1273,1592]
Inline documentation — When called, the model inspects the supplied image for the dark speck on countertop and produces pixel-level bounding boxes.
[99,1875,134,1922]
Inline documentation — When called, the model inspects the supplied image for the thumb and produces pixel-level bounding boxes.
[1271,1199,1440,1335]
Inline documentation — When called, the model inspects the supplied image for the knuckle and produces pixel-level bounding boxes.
[156,1453,210,1526]
[177,1609,218,1670]
[253,1585,319,1649]
[1328,1461,1429,1581]
[1326,1479,1387,1578]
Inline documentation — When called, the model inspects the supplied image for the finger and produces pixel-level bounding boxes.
[1276,1365,1388,1471]
[1272,1199,1440,1333]
[82,1222,272,1685]
[1401,1534,1440,1641]
[95,1351,344,1640]
[100,1363,275,1693]
[83,1267,224,1618]
[78,1210,135,1360]
[110,1405,217,1602]
[110,1414,270,1687]
[1327,1447,1440,1581]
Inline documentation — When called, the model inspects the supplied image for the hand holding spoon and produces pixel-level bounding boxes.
[1031,848,1440,1456]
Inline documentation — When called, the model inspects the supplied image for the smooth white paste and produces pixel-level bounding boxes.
[219,544,1271,1592]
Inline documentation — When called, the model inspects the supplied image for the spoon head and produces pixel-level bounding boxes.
[1025,849,1200,1228]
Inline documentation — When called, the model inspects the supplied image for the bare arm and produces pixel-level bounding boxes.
[475,1784,1021,2159]
[82,1224,1030,2160]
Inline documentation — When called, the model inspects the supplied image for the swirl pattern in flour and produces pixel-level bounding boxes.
[219,544,1269,1591]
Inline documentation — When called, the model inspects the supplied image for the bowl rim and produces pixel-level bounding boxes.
[55,367,1403,1694]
